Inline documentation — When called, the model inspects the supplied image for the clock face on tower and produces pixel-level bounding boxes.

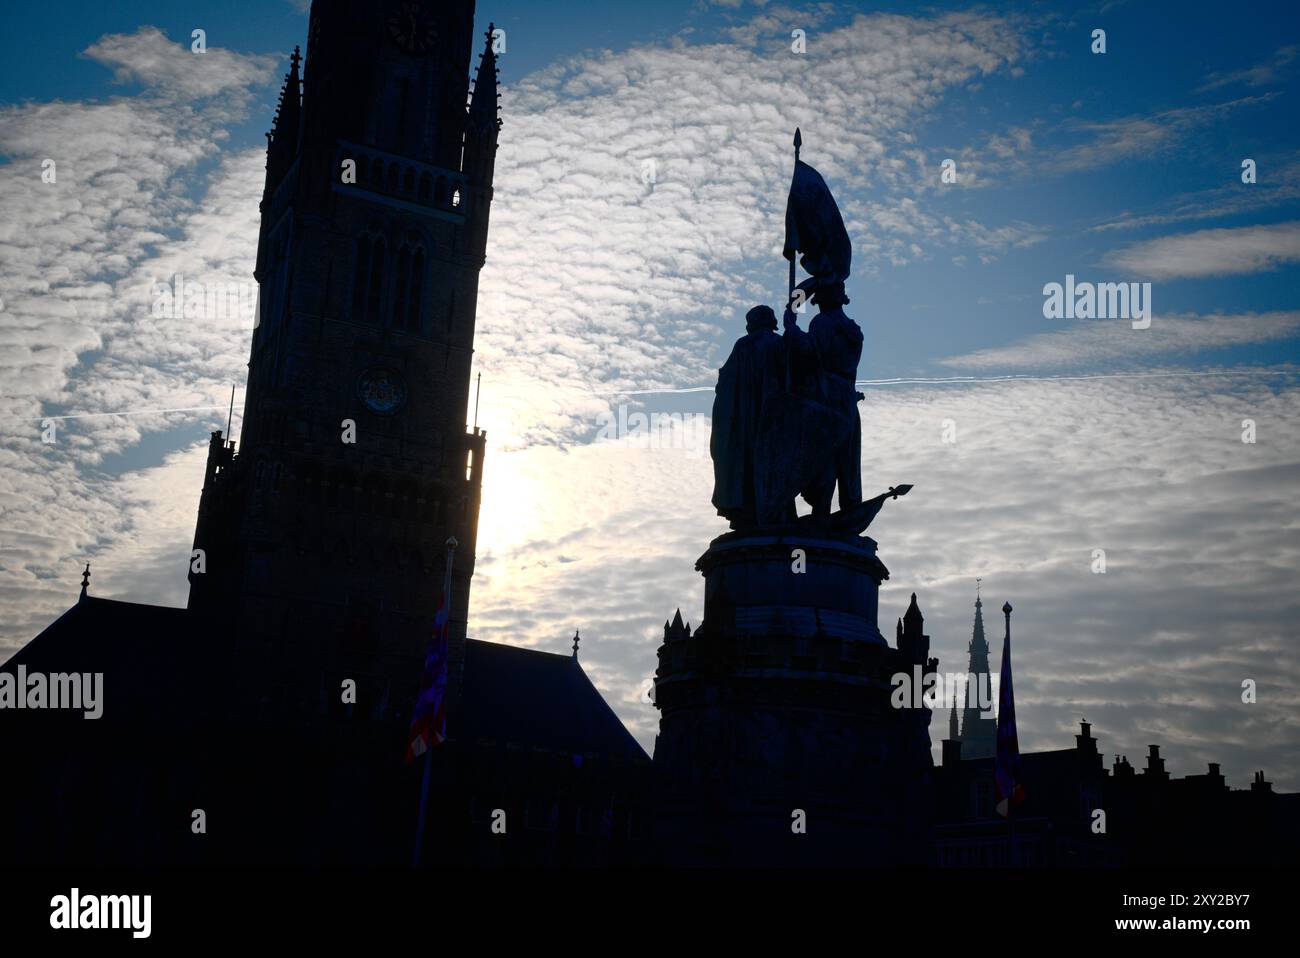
[388,2,436,55]
[357,367,407,414]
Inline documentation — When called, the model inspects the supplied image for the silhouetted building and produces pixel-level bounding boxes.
[935,719,1299,867]
[1,0,649,869]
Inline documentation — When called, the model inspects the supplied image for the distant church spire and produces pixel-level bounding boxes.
[959,581,997,759]
[948,700,959,740]
[79,563,91,602]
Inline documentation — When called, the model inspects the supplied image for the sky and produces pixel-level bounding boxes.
[1,0,1298,788]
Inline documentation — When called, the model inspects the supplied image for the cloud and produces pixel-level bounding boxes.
[3,8,1298,800]
[1197,44,1298,93]
[1105,221,1300,280]
[1088,159,1300,232]
[940,311,1300,370]
[0,27,275,649]
[82,26,278,116]
[466,371,1300,787]
[475,10,1030,447]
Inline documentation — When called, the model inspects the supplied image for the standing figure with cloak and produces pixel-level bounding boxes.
[710,304,790,529]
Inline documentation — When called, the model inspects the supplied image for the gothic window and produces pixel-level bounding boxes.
[393,245,410,329]
[403,166,415,194]
[434,176,448,206]
[386,162,399,193]
[392,232,424,332]
[366,236,386,323]
[408,247,425,331]
[352,235,371,321]
[418,171,431,201]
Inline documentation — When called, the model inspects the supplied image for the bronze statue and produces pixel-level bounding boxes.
[710,305,790,528]
[711,131,874,531]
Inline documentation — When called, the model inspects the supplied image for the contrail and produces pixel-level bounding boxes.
[589,367,1296,396]
[3,404,230,424]
[3,366,1292,424]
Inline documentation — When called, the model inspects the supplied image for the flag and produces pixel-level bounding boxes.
[995,606,1025,818]
[405,593,449,763]
[783,159,852,297]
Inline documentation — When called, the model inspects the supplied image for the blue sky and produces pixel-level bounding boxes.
[2,0,1299,787]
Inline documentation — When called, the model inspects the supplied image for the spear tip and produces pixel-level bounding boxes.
[793,127,802,149]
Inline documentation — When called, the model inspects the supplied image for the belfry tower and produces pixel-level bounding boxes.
[959,584,997,759]
[188,1,501,717]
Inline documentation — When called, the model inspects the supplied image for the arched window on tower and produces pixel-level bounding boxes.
[393,245,410,330]
[408,245,425,332]
[418,171,432,201]
[392,232,425,332]
[352,229,389,325]
[366,236,386,323]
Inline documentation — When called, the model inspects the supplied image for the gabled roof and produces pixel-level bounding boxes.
[4,600,650,765]
[1,597,199,718]
[459,639,649,765]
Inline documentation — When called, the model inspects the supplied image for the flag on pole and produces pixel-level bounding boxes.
[995,601,1025,818]
[783,158,852,300]
[405,593,449,763]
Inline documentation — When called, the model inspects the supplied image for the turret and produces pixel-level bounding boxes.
[264,47,302,200]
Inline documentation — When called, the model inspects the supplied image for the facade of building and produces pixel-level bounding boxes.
[935,720,1299,867]
[1,0,650,870]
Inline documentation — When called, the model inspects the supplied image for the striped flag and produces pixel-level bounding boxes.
[405,594,449,763]
[995,602,1025,818]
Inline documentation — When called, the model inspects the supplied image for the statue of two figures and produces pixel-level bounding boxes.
[711,132,908,536]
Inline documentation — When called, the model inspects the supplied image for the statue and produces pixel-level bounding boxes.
[711,130,894,533]
[710,305,791,528]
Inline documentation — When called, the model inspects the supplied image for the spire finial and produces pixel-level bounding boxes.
[290,45,302,71]
[572,628,580,657]
[79,562,90,601]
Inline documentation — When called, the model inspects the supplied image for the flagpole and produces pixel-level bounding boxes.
[788,128,801,307]
[1003,601,1014,867]
[413,535,457,868]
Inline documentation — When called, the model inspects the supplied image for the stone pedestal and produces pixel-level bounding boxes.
[652,529,935,866]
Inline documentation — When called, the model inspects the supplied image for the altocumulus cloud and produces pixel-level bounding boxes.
[2,10,1297,794]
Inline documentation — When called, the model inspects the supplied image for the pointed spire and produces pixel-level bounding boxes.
[903,592,923,626]
[671,608,684,630]
[948,700,959,741]
[468,24,501,131]
[79,562,90,601]
[265,47,302,192]
[572,628,580,658]
[970,584,987,651]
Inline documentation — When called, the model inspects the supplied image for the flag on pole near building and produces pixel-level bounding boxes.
[405,593,449,763]
[995,601,1025,818]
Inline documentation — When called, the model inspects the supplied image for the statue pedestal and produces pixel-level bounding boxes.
[652,529,934,866]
